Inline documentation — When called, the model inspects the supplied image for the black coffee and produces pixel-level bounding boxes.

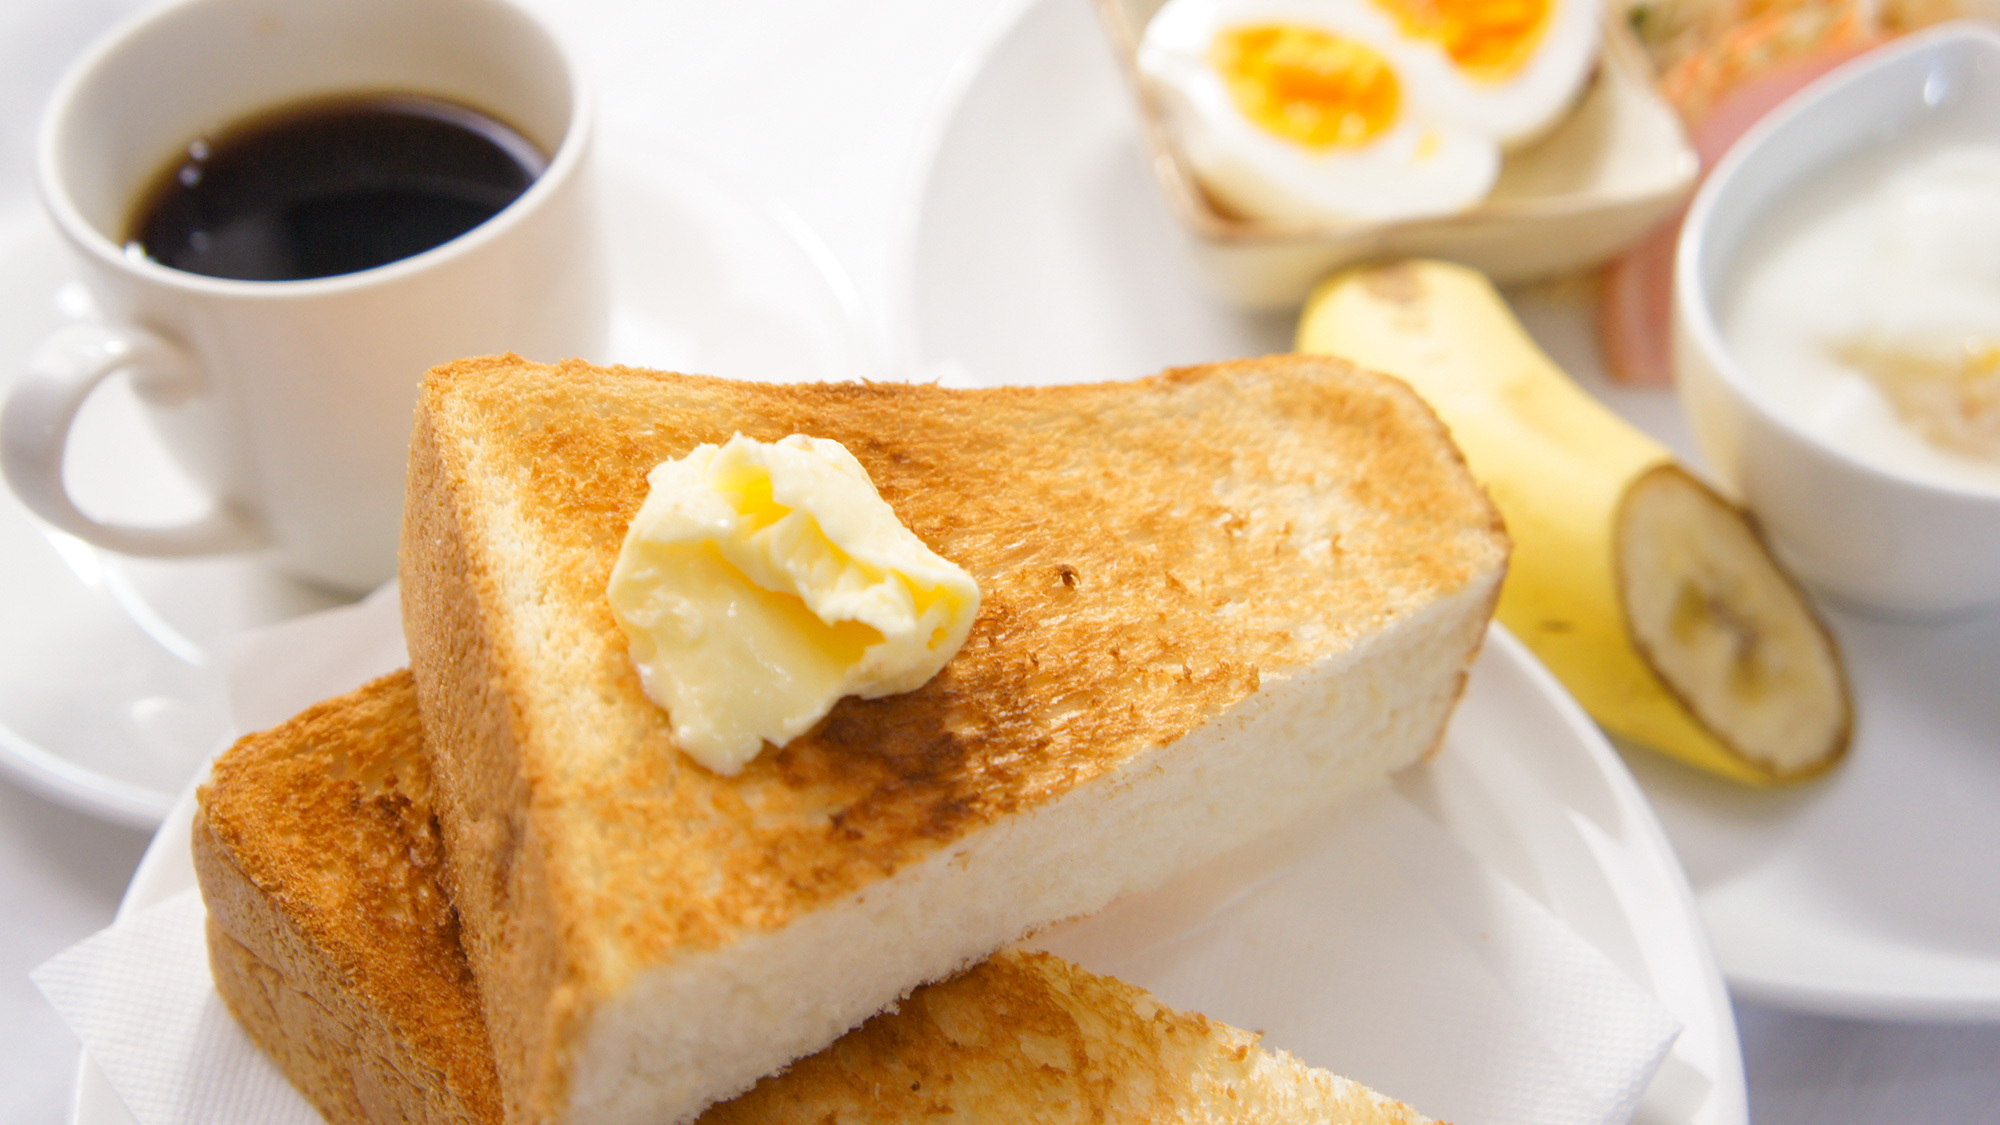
[126,93,546,281]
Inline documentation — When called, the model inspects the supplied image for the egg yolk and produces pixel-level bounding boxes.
[1211,25,1401,150]
[1372,0,1553,81]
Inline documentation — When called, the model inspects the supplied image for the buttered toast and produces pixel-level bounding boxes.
[400,355,1507,1124]
[194,670,1444,1125]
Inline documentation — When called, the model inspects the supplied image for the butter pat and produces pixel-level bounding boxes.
[607,434,980,775]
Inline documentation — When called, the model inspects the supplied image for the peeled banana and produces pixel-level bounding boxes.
[1300,259,1849,785]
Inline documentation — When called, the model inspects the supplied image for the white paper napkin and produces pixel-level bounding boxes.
[35,589,1680,1125]
[34,889,320,1125]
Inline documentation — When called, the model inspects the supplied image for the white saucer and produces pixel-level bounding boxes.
[1509,292,2000,1023]
[0,134,872,830]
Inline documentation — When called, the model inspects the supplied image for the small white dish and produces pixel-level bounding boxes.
[68,602,1745,1125]
[1093,0,1697,309]
[0,134,872,829]
[1673,23,2000,618]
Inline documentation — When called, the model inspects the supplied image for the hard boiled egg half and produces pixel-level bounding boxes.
[1366,0,1602,148]
[1138,0,1602,225]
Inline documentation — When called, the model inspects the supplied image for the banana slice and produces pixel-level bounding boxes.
[1836,337,2000,464]
[1300,259,1851,785]
[1616,464,1849,780]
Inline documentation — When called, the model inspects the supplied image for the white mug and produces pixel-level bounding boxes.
[1,0,606,592]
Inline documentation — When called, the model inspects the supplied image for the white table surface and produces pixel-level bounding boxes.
[3,1,1998,1123]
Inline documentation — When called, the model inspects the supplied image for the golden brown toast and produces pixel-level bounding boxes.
[716,948,1442,1125]
[194,671,497,1125]
[194,671,1443,1125]
[400,355,1507,1124]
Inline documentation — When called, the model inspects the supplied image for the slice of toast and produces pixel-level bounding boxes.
[400,355,1507,1124]
[194,671,497,1125]
[194,670,1443,1125]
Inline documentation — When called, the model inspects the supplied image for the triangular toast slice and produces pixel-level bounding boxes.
[400,356,1506,1123]
[194,671,1444,1125]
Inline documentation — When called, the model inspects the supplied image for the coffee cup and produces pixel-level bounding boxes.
[1,0,606,592]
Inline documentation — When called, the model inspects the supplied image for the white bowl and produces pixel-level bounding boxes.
[1096,0,1697,310]
[1673,22,2000,619]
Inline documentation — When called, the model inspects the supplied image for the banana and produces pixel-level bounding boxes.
[1299,259,1849,785]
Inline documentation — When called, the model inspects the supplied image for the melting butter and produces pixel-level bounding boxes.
[607,434,979,775]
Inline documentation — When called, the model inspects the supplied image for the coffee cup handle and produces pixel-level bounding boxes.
[2,321,266,556]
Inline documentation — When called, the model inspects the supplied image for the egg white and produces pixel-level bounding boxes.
[1141,0,1502,224]
[1366,0,1603,149]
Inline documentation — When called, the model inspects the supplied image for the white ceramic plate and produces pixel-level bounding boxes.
[907,0,2000,1025]
[71,622,1744,1125]
[0,131,870,830]
[1510,291,2000,1023]
[902,6,1742,1122]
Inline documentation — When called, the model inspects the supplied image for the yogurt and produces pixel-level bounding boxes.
[1721,137,2000,493]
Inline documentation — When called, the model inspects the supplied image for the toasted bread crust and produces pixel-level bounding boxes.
[206,920,491,1125]
[401,355,1507,1120]
[710,947,1439,1125]
[403,370,573,1122]
[195,672,502,1125]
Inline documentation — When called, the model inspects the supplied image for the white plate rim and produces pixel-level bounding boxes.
[0,718,177,829]
[69,626,1748,1125]
[1727,954,2000,1024]
[1625,683,2000,1025]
